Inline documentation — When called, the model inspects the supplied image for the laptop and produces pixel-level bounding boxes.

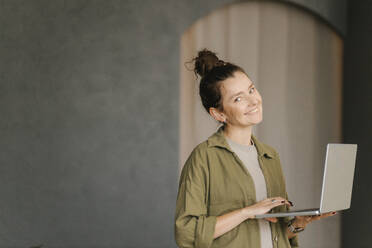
[255,143,358,218]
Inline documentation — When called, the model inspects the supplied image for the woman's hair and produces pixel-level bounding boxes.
[191,49,246,115]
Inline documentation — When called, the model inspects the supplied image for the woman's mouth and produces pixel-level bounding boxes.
[245,107,259,115]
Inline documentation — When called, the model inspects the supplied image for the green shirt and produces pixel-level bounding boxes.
[174,126,299,248]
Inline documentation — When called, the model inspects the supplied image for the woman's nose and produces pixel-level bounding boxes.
[247,96,259,106]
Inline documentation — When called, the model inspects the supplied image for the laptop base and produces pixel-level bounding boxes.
[255,208,321,218]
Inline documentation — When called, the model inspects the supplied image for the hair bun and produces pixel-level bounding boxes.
[194,49,225,78]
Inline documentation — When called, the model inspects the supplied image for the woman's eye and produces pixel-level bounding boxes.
[235,97,241,102]
[249,87,255,94]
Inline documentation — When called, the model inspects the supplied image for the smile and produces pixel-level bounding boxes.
[245,107,259,114]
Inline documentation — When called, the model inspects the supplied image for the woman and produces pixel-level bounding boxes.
[174,49,336,248]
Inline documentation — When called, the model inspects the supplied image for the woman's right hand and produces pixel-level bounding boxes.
[212,197,293,239]
[242,197,292,220]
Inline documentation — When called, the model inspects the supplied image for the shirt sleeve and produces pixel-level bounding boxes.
[174,147,217,248]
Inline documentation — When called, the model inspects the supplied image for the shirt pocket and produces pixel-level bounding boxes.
[209,199,255,247]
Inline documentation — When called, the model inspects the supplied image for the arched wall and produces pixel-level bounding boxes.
[177,0,347,38]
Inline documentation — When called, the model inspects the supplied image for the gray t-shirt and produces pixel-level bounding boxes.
[226,136,273,248]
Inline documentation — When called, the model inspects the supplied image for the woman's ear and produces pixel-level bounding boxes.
[209,107,226,123]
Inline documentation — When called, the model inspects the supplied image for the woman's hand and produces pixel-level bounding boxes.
[213,197,292,239]
[286,211,337,239]
[242,197,292,221]
[292,211,337,229]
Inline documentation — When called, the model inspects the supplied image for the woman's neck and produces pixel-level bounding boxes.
[222,125,253,146]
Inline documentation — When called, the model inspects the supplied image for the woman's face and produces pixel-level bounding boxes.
[217,71,263,127]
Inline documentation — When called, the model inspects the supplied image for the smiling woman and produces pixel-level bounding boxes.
[179,2,343,246]
[175,49,296,248]
[174,49,337,248]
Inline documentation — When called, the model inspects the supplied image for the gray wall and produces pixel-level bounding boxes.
[0,0,346,247]
[342,1,372,247]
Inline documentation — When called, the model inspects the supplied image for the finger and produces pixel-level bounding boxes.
[295,215,312,224]
[320,212,337,218]
[263,198,278,206]
[265,197,292,210]
[267,197,286,203]
[267,197,279,204]
[310,215,322,221]
[311,212,337,222]
[277,197,293,207]
[313,212,335,220]
[274,197,294,207]
[271,198,292,208]
[296,216,312,224]
[265,217,278,223]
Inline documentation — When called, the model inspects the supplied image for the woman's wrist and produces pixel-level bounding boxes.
[287,218,305,233]
[241,206,255,220]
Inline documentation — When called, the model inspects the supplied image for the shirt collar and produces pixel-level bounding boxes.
[207,126,274,159]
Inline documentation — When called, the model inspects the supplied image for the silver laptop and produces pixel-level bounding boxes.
[256,143,358,218]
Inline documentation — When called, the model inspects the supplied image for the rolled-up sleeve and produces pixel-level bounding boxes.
[175,147,217,248]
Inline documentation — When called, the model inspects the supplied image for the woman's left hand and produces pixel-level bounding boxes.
[266,211,337,225]
[293,211,337,228]
[286,211,337,239]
